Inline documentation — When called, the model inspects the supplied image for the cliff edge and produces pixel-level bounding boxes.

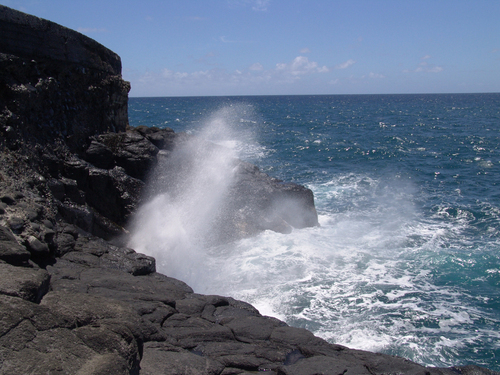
[0,5,497,375]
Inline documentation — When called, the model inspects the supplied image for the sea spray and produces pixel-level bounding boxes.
[128,104,261,290]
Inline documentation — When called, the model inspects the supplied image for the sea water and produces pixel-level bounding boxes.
[128,94,500,371]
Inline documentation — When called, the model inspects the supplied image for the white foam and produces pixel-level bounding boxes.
[183,173,496,368]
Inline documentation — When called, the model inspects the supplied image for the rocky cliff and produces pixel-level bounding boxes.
[0,5,497,375]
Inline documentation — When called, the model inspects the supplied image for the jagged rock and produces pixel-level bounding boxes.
[85,166,144,226]
[84,140,115,170]
[134,125,177,150]
[93,131,159,181]
[228,160,319,234]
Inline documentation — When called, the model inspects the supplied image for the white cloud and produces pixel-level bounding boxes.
[129,55,330,96]
[161,69,172,78]
[249,63,264,71]
[368,72,385,79]
[220,36,236,43]
[335,59,356,69]
[300,48,311,54]
[252,0,270,11]
[276,63,287,71]
[162,69,189,79]
[403,55,443,73]
[282,56,329,76]
[427,66,443,73]
[228,0,270,11]
[404,57,443,74]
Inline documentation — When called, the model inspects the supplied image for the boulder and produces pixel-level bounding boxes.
[0,225,31,265]
[84,130,160,181]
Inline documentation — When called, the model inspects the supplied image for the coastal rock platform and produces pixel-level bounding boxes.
[0,5,497,375]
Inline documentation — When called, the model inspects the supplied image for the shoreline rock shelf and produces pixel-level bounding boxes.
[0,5,497,374]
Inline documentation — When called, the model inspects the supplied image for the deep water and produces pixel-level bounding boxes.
[128,93,500,371]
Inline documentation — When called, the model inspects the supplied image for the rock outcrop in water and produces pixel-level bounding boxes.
[0,5,497,375]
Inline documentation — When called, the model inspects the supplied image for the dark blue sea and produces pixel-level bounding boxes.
[128,94,500,371]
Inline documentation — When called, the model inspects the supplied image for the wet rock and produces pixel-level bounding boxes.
[147,138,319,245]
[229,160,319,233]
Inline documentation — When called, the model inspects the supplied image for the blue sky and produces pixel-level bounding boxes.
[3,0,500,97]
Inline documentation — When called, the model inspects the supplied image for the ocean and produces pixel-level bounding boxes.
[127,93,500,371]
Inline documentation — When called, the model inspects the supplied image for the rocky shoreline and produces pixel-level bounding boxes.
[0,5,497,374]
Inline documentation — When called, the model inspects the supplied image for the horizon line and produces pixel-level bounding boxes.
[129,91,500,99]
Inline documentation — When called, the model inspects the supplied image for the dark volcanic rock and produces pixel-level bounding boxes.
[0,6,129,155]
[84,130,160,181]
[0,6,121,74]
[0,225,31,265]
[0,262,50,302]
[229,160,319,234]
